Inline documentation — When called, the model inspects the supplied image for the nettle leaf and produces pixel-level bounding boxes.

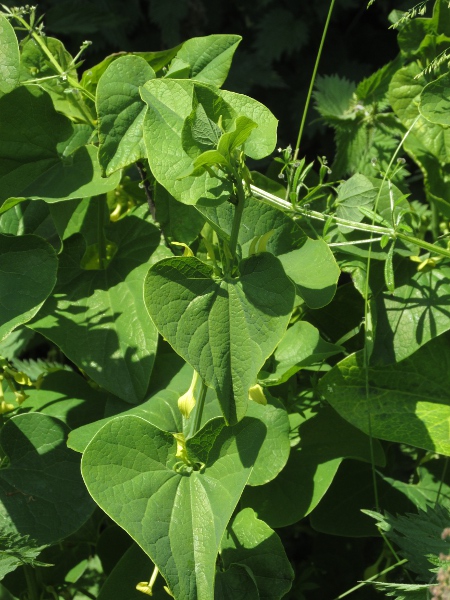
[81,414,266,600]
[166,34,241,86]
[97,55,155,176]
[241,406,384,528]
[259,321,343,386]
[320,333,450,455]
[371,258,450,365]
[420,71,450,126]
[0,234,58,343]
[278,238,340,309]
[220,508,294,600]
[141,79,277,205]
[0,86,120,210]
[0,531,49,580]
[0,13,20,96]
[314,74,357,121]
[0,413,94,545]
[30,207,163,404]
[144,254,295,424]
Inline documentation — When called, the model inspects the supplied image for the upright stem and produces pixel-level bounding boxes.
[97,196,107,269]
[191,381,207,438]
[293,0,336,161]
[23,566,39,600]
[228,168,246,260]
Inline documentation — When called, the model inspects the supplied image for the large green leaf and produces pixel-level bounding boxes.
[0,13,19,96]
[320,334,450,455]
[81,414,266,600]
[0,86,120,210]
[144,254,295,423]
[241,406,384,528]
[215,564,259,600]
[166,35,241,86]
[0,413,94,545]
[0,200,60,250]
[97,55,155,176]
[29,207,163,404]
[220,508,294,600]
[0,234,58,343]
[420,71,450,126]
[371,258,450,364]
[278,238,340,309]
[141,79,277,205]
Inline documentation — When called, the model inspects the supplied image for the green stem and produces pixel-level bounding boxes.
[23,565,40,600]
[431,201,440,241]
[97,196,107,270]
[293,0,336,161]
[334,558,408,599]
[228,168,247,260]
[191,381,207,437]
[250,184,450,260]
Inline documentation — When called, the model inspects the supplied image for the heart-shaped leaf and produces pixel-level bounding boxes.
[30,207,162,404]
[97,55,155,176]
[144,254,295,423]
[0,413,94,545]
[0,234,58,343]
[0,86,120,210]
[81,414,266,600]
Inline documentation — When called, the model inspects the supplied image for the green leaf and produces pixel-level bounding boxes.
[0,87,120,209]
[217,115,258,156]
[19,37,93,123]
[0,13,20,96]
[154,183,206,244]
[420,71,450,126]
[259,321,343,386]
[320,333,450,455]
[141,79,277,205]
[0,531,49,580]
[278,238,340,309]
[220,508,294,600]
[144,254,295,423]
[29,207,162,404]
[314,75,356,120]
[0,200,60,251]
[81,414,266,600]
[97,544,168,600]
[97,55,155,176]
[0,234,58,343]
[0,413,94,545]
[190,149,231,175]
[335,173,377,231]
[182,99,222,156]
[371,258,450,364]
[241,406,384,528]
[166,34,241,87]
[215,564,259,600]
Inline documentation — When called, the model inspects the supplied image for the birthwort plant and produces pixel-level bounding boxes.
[2,1,450,599]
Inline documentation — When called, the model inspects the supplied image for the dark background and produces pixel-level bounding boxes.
[6,0,415,160]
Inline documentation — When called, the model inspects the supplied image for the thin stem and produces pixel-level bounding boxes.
[334,558,408,599]
[23,565,40,600]
[293,0,336,161]
[228,168,246,260]
[191,381,208,437]
[97,196,107,269]
[136,161,156,222]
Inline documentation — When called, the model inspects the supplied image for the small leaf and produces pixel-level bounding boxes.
[217,115,258,156]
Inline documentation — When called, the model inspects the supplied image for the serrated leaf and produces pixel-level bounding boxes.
[0,234,58,343]
[0,13,20,96]
[81,414,266,600]
[314,74,356,120]
[320,334,450,455]
[97,55,155,176]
